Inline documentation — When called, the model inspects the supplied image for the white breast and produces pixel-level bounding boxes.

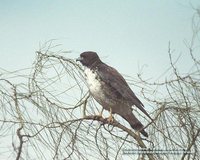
[84,68,102,94]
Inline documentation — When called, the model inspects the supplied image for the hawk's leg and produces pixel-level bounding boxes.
[93,108,104,119]
[107,107,114,123]
[99,108,104,117]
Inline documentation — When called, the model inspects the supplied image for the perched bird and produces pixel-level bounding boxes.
[76,51,152,137]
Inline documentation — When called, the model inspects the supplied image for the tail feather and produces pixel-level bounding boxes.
[122,113,148,137]
[134,101,153,122]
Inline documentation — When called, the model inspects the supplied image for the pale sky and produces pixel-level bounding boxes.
[0,0,199,80]
[0,1,200,159]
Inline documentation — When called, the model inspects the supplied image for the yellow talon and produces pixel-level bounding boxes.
[94,108,104,118]
[107,108,114,123]
[99,108,104,117]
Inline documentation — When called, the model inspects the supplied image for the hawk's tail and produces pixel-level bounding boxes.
[122,113,148,137]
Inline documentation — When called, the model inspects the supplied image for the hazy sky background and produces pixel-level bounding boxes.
[0,0,200,81]
[0,1,200,159]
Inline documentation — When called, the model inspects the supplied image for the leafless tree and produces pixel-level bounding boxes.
[0,8,199,160]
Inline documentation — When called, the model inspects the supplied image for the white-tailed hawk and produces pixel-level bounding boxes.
[77,51,152,137]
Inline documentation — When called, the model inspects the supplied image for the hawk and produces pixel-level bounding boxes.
[76,51,152,137]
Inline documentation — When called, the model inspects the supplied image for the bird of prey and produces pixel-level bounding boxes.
[76,51,152,137]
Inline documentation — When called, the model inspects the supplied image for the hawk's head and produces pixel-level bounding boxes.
[76,51,101,68]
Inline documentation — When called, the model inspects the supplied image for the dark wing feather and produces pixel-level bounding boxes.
[97,63,152,120]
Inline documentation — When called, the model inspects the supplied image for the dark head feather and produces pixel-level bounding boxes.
[77,51,101,68]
